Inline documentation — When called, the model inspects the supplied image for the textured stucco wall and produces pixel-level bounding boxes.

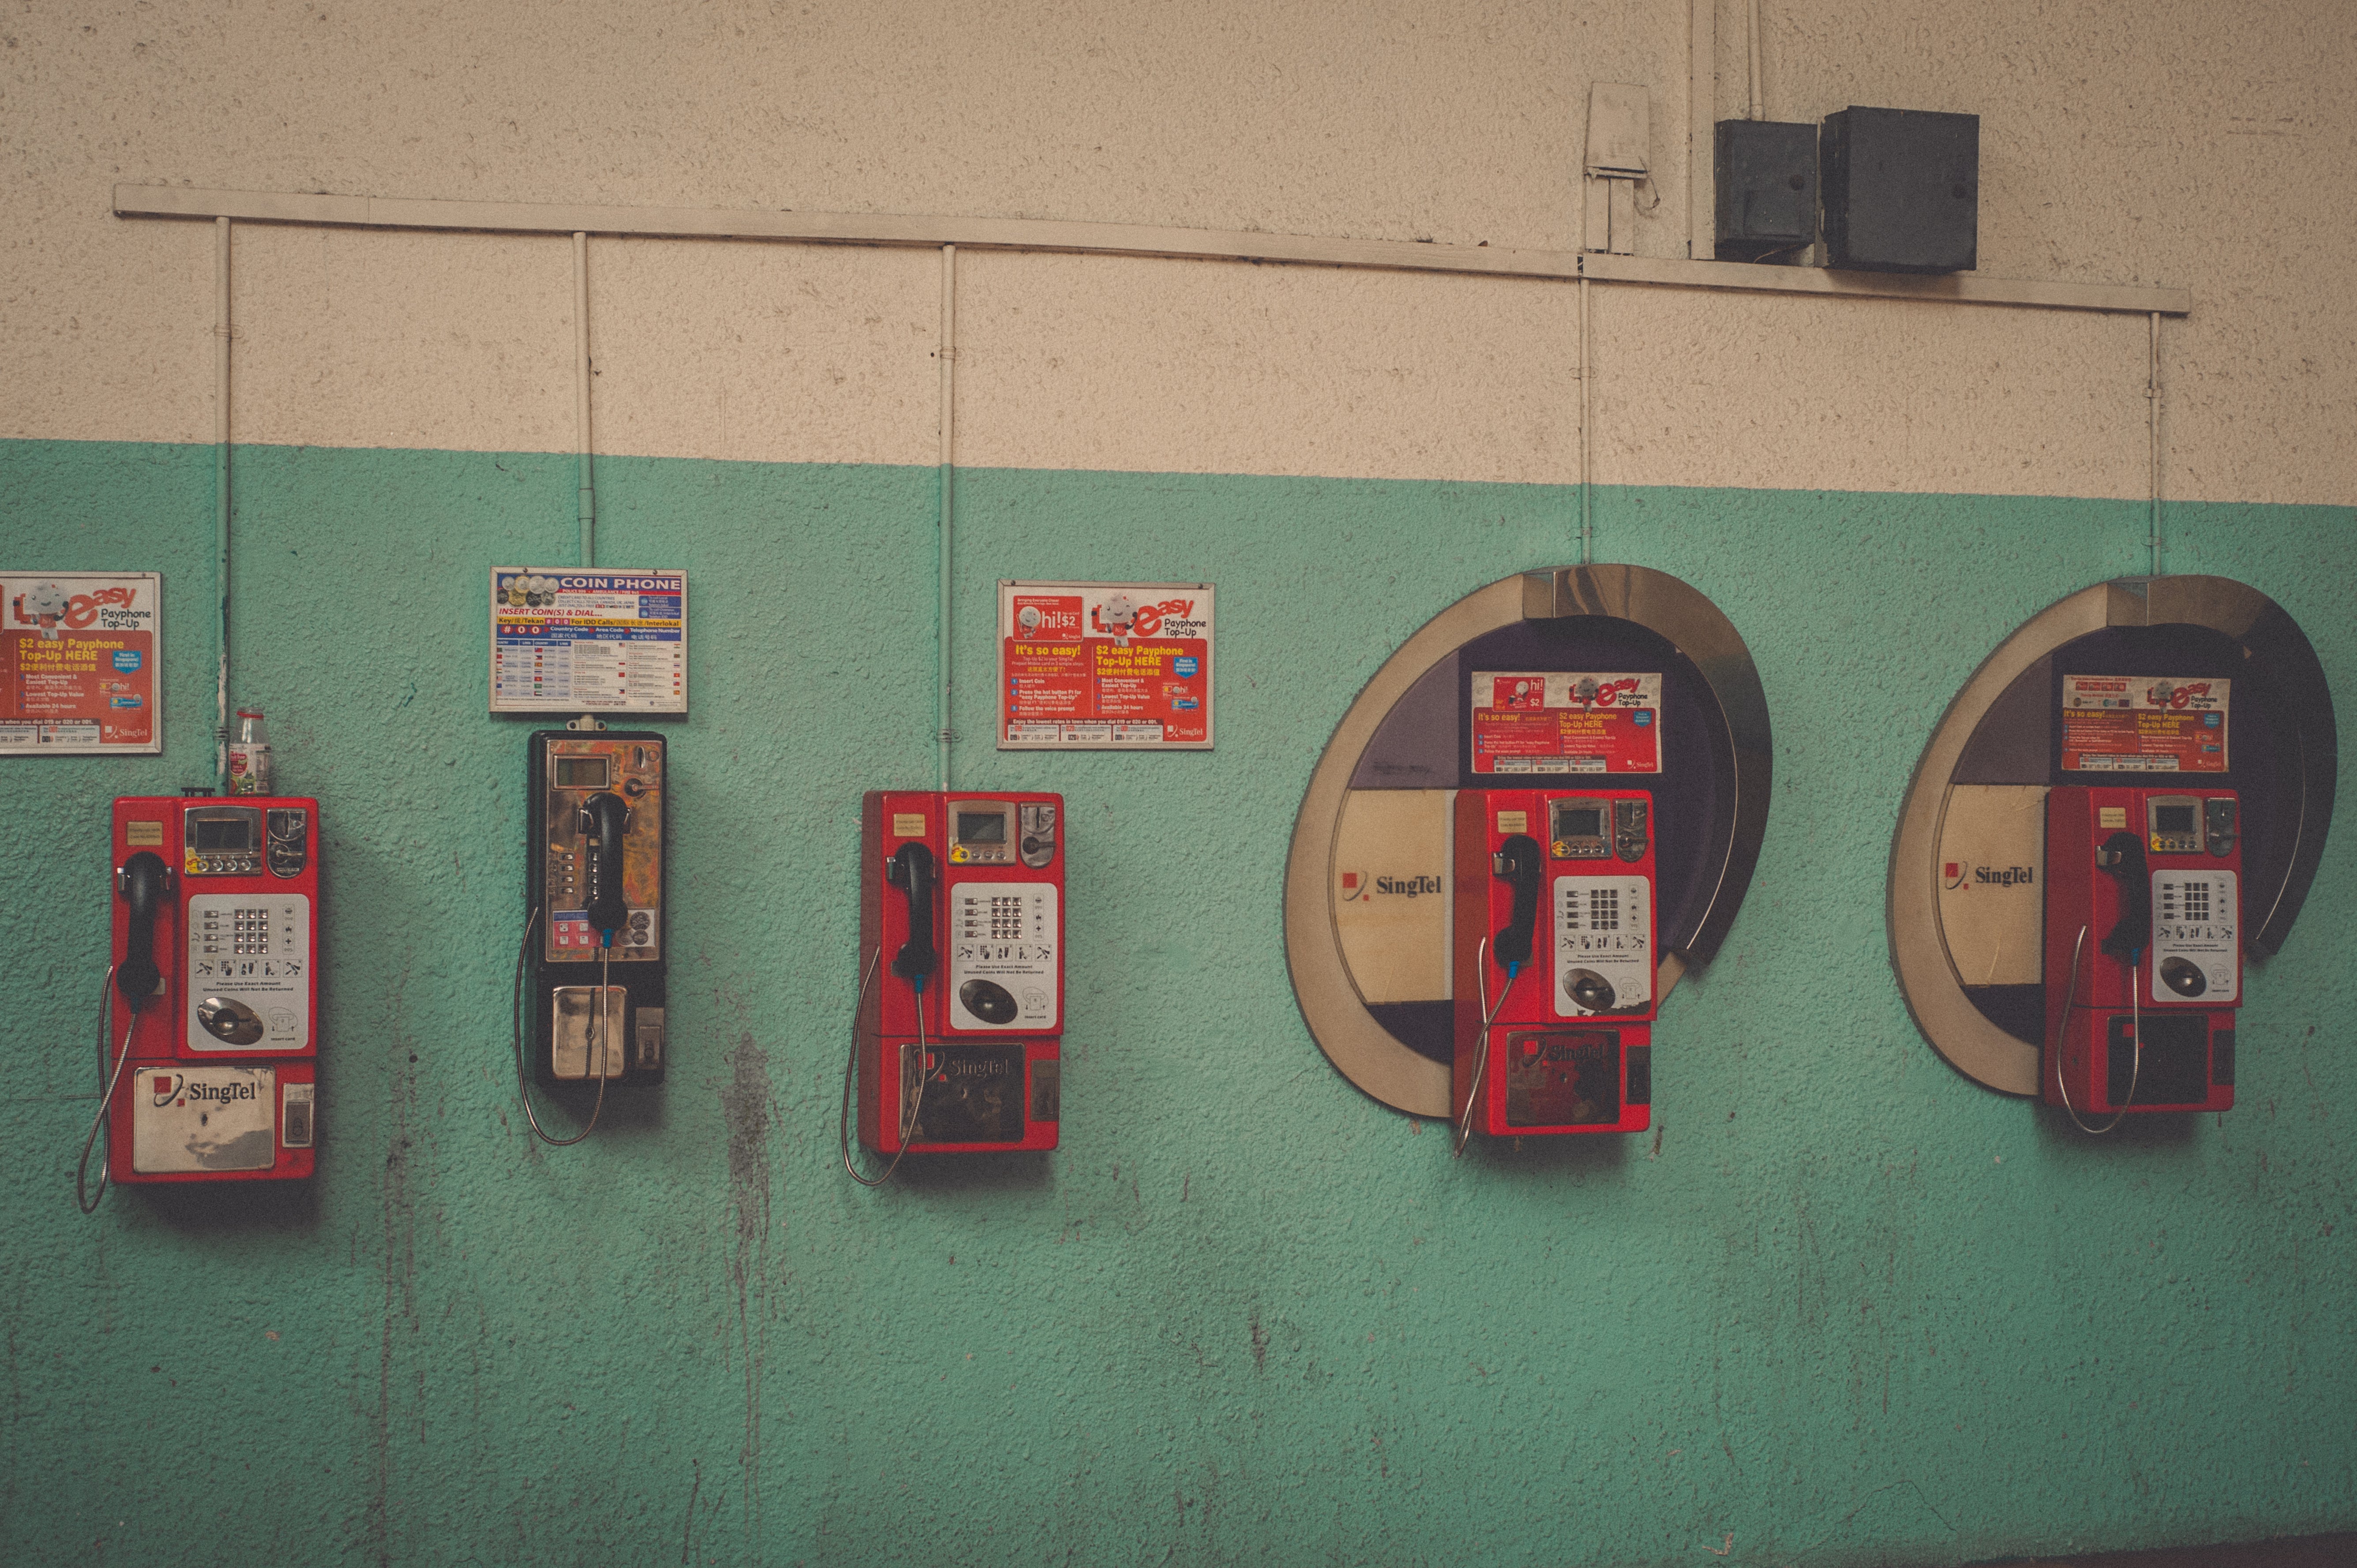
[3,1,2354,1564]
[3,446,2352,1567]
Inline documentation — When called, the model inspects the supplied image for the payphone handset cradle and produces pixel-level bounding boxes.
[1454,833,1539,1156]
[76,850,170,1210]
[516,728,668,1146]
[80,795,323,1208]
[839,840,943,1188]
[847,790,1065,1183]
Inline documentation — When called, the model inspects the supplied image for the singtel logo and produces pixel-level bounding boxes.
[1944,862,2035,891]
[150,1076,260,1107]
[1339,872,1443,902]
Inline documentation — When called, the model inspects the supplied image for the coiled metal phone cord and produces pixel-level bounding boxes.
[2051,923,2144,1136]
[75,965,137,1213]
[840,946,931,1187]
[1454,937,1521,1158]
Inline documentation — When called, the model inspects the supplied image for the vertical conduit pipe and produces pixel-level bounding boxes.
[1578,274,1594,565]
[574,232,596,569]
[937,245,957,792]
[214,217,232,792]
[1747,0,1764,119]
[2147,311,2162,576]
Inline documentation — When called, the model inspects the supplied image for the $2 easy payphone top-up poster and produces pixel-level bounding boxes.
[0,572,161,753]
[999,582,1213,749]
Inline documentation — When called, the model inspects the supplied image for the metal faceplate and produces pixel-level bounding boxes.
[541,735,664,962]
[186,893,311,1050]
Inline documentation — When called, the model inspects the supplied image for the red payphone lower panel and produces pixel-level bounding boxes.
[1485,1025,1652,1135]
[106,1059,316,1184]
[856,1039,1060,1155]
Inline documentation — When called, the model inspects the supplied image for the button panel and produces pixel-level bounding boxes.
[186,893,311,1050]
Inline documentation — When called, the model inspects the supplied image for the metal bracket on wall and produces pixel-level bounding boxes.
[112,185,2189,317]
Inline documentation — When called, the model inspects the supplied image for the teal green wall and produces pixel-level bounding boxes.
[4,437,2351,1566]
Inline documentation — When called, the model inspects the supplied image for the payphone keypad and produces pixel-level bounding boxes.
[186,894,311,1049]
[948,882,1059,1030]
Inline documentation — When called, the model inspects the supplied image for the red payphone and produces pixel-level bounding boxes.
[1451,788,1655,1145]
[845,790,1064,1181]
[2043,786,2240,1126]
[80,796,320,1207]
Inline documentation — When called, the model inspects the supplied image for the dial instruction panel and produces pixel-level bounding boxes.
[947,881,1059,1030]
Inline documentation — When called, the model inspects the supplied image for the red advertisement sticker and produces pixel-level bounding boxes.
[1000,582,1214,748]
[0,573,162,754]
[1470,671,1660,775]
[2060,674,2229,773]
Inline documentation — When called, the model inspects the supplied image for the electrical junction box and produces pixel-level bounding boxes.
[1714,119,1819,262]
[1819,105,1979,273]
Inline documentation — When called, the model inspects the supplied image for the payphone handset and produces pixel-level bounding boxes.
[2042,786,2240,1127]
[1452,789,1656,1145]
[79,796,321,1206]
[847,790,1063,1180]
[517,731,667,1145]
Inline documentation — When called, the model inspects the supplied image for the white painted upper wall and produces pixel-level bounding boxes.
[1,0,2349,504]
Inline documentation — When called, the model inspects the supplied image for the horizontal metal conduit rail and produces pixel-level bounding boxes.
[114,185,2188,317]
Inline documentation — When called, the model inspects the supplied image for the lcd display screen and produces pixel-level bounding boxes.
[555,757,610,788]
[2153,804,2196,836]
[192,817,254,852]
[1558,807,1605,838]
[956,811,1007,844]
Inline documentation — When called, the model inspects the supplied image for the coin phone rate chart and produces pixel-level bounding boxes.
[96,796,320,1191]
[857,790,1064,1157]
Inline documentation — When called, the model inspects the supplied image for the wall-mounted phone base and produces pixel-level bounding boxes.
[526,730,667,1090]
[856,789,1067,1160]
[98,796,323,1189]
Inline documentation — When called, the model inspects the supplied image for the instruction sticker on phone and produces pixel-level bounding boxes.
[2060,674,2229,773]
[1471,672,1661,775]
